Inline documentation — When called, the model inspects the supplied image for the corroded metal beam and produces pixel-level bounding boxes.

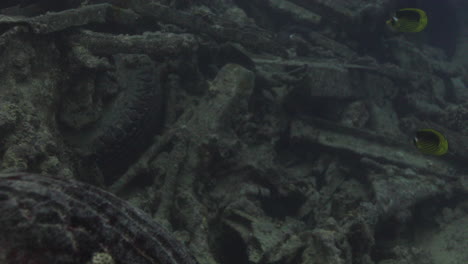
[290,117,464,179]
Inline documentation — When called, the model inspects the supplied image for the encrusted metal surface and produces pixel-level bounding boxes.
[0,172,199,264]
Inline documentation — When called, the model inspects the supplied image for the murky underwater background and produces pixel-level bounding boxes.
[0,0,466,264]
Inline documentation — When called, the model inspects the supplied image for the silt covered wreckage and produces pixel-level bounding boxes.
[0,0,467,264]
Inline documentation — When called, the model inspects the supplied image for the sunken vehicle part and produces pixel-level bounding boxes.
[0,0,467,264]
